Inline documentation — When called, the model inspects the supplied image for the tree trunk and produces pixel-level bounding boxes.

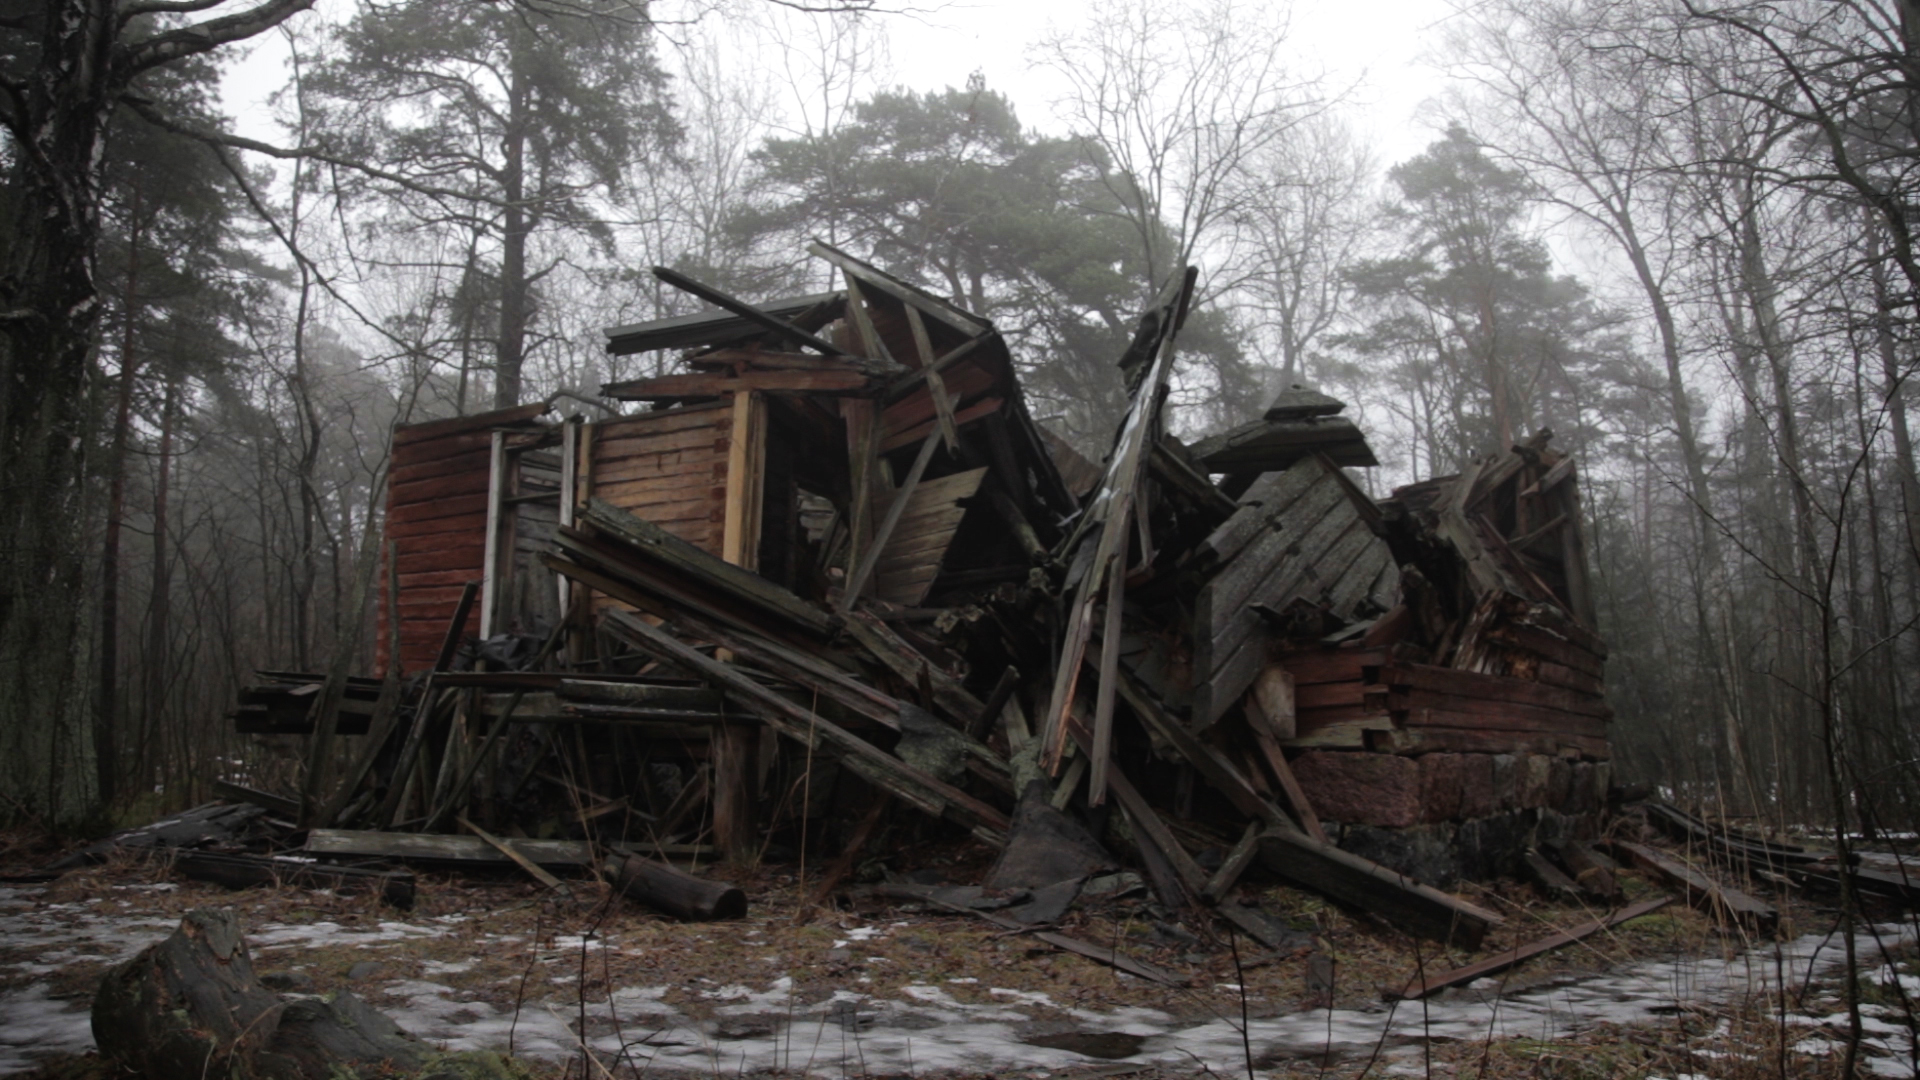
[0,3,116,826]
[96,183,146,809]
[493,43,530,410]
[145,371,179,796]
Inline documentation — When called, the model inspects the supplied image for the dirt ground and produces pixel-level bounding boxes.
[0,822,1911,1080]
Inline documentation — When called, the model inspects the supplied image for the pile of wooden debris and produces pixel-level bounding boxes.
[197,245,1637,963]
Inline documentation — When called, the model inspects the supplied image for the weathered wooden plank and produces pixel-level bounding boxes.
[689,347,901,378]
[808,240,991,338]
[878,362,996,438]
[1280,715,1394,749]
[394,402,551,446]
[387,511,490,541]
[388,447,493,488]
[389,474,492,511]
[606,369,871,400]
[1241,681,1329,841]
[1192,634,1269,731]
[1204,822,1266,903]
[1194,479,1371,721]
[1276,648,1389,685]
[306,829,595,867]
[170,851,417,909]
[1191,415,1378,471]
[647,265,849,356]
[581,499,833,636]
[459,817,570,893]
[1395,703,1610,739]
[1295,681,1374,710]
[593,425,732,463]
[1039,268,1196,771]
[868,466,983,608]
[1258,828,1503,949]
[596,609,1009,844]
[843,432,940,606]
[1612,841,1776,931]
[594,401,732,436]
[1484,622,1605,679]
[1382,662,1610,717]
[1524,849,1584,902]
[1193,460,1327,569]
[590,454,724,488]
[1200,465,1347,624]
[881,396,1003,454]
[1389,896,1673,1000]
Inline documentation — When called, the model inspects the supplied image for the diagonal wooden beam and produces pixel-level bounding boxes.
[903,306,961,452]
[838,429,940,611]
[651,266,848,356]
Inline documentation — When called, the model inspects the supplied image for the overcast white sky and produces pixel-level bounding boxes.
[221,0,1465,172]
[876,0,1462,165]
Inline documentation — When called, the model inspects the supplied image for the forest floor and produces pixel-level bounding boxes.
[0,826,1914,1080]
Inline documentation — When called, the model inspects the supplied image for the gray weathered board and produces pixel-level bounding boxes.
[1191,456,1397,726]
[875,466,987,606]
[306,829,594,868]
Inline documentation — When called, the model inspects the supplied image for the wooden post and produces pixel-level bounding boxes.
[839,398,883,593]
[479,430,507,640]
[710,723,758,865]
[722,391,765,572]
[558,417,579,619]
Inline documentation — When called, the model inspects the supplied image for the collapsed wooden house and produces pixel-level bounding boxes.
[232,243,1613,949]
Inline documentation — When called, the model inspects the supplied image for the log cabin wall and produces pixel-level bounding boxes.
[378,403,552,676]
[584,400,737,557]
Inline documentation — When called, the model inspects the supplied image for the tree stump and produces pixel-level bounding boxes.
[91,908,458,1080]
[92,908,287,1080]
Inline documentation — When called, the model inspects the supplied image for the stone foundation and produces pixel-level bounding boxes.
[1290,749,1611,886]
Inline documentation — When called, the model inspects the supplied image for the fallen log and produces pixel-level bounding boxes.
[1388,896,1673,1000]
[169,851,416,910]
[605,852,747,920]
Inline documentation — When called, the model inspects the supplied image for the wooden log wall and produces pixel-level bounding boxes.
[380,404,549,675]
[586,401,736,557]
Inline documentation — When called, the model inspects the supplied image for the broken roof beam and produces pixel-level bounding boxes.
[807,238,992,339]
[650,266,849,357]
[604,291,842,355]
[685,348,904,380]
[1038,267,1197,782]
[578,498,836,637]
[600,369,875,402]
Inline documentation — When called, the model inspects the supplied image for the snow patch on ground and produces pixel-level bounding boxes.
[3,895,1916,1078]
[0,984,96,1074]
